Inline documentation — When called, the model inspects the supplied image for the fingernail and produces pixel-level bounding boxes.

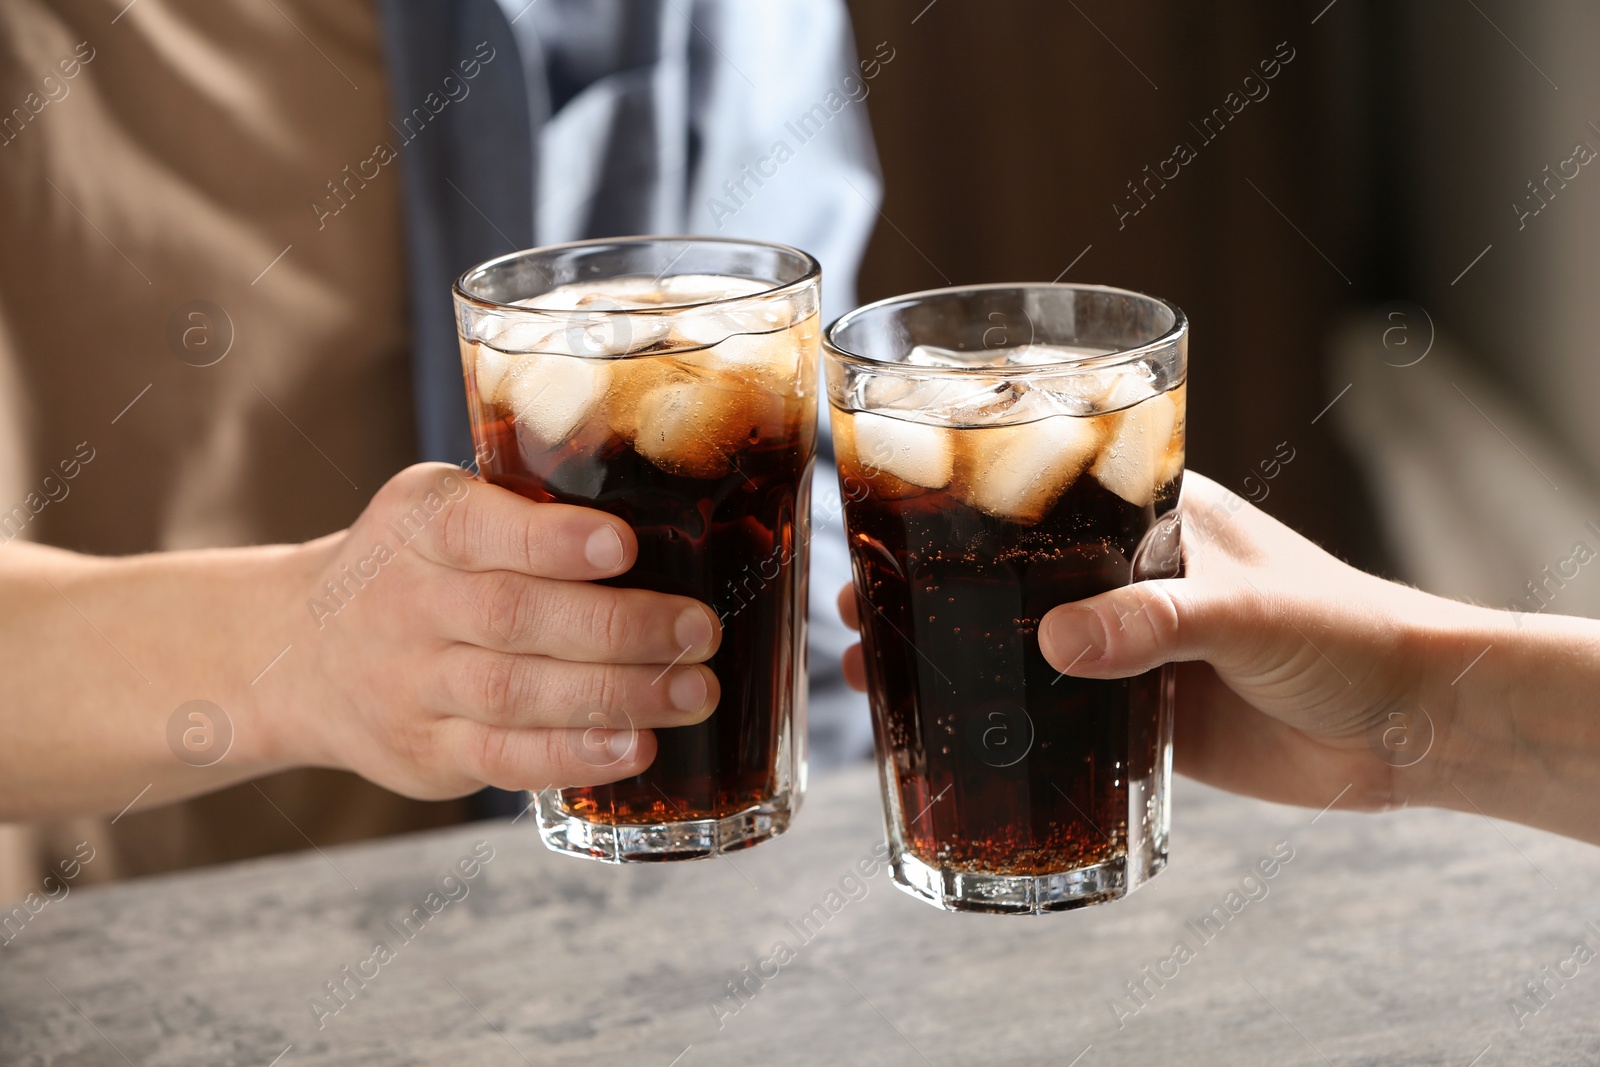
[584,525,625,570]
[674,605,716,656]
[607,730,636,762]
[1043,607,1105,670]
[668,667,710,714]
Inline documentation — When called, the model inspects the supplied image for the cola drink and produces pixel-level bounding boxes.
[826,284,1187,912]
[455,241,819,862]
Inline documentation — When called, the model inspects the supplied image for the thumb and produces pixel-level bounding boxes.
[1039,579,1248,679]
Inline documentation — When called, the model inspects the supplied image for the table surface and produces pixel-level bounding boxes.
[3,764,1598,1066]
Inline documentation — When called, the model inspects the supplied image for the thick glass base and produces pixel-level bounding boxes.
[877,661,1175,915]
[888,826,1166,914]
[883,758,1170,915]
[534,789,799,864]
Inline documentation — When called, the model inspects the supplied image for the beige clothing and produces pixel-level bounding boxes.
[0,0,466,899]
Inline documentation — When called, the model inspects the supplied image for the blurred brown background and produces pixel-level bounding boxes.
[845,0,1400,573]
[841,0,1600,617]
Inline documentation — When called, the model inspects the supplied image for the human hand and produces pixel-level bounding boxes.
[840,471,1492,815]
[263,463,721,800]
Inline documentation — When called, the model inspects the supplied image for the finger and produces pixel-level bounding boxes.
[436,647,719,729]
[842,643,867,691]
[1038,578,1253,679]
[1178,470,1333,571]
[438,718,659,791]
[391,466,636,579]
[440,570,721,664]
[836,584,861,631]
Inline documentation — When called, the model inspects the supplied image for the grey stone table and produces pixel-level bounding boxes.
[3,765,1599,1066]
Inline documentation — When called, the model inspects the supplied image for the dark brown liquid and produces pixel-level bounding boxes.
[840,454,1178,876]
[477,410,812,826]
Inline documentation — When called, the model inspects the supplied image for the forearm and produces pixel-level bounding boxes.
[1416,598,1600,843]
[0,539,317,820]
[0,463,708,820]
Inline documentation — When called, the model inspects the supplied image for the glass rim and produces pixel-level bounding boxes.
[822,282,1188,377]
[453,235,822,316]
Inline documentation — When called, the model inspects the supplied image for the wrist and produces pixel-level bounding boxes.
[220,535,342,772]
[1403,593,1600,839]
[1398,598,1518,814]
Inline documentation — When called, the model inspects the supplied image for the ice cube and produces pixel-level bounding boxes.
[907,344,988,369]
[605,358,671,442]
[858,373,1020,426]
[517,278,661,311]
[857,373,917,411]
[471,342,516,406]
[1004,343,1072,367]
[1157,382,1187,487]
[672,301,792,348]
[502,354,612,448]
[959,411,1107,523]
[907,343,1116,371]
[832,412,940,501]
[1100,365,1162,412]
[849,410,954,489]
[938,379,1026,425]
[513,290,584,311]
[659,273,770,306]
[1005,343,1116,367]
[507,287,670,355]
[572,277,667,308]
[1158,446,1185,493]
[515,275,770,316]
[559,314,669,357]
[483,316,564,355]
[630,373,779,479]
[1091,389,1180,506]
[707,331,805,393]
[1029,361,1160,418]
